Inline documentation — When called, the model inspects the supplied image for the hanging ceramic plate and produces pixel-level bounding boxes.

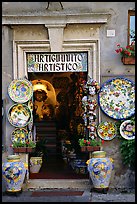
[120,120,135,140]
[8,79,33,103]
[8,104,32,127]
[98,77,135,120]
[11,128,28,143]
[97,121,117,140]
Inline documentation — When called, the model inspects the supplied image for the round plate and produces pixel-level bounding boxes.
[98,77,135,119]
[8,104,32,127]
[97,121,117,140]
[8,79,33,103]
[120,120,135,140]
[11,128,28,143]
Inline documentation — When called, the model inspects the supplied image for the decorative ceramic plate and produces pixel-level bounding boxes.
[8,104,31,127]
[98,77,135,119]
[11,128,28,143]
[120,120,135,140]
[8,79,33,103]
[97,121,117,140]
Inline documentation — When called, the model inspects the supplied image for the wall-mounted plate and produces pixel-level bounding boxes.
[120,120,135,140]
[8,104,31,127]
[8,79,33,103]
[98,77,135,119]
[97,121,117,140]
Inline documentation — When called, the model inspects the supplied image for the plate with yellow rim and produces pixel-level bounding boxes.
[97,121,117,140]
[11,128,28,143]
[8,79,33,103]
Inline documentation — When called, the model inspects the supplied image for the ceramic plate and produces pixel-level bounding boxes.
[97,121,117,140]
[98,77,135,119]
[11,128,28,143]
[120,120,135,140]
[8,104,31,127]
[8,79,33,103]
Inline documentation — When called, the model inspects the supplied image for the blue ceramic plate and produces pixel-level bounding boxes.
[8,79,33,103]
[98,77,135,120]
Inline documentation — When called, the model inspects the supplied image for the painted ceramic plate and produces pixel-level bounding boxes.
[8,79,33,103]
[97,121,117,140]
[11,128,28,143]
[98,77,135,119]
[120,120,135,140]
[8,104,31,127]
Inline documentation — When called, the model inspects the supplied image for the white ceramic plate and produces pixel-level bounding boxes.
[120,120,135,140]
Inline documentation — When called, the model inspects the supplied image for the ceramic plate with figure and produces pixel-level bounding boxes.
[11,128,28,143]
[8,79,33,103]
[8,104,31,127]
[120,120,135,140]
[98,77,135,120]
[97,121,117,140]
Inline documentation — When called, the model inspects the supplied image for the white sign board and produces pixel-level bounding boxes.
[27,52,88,72]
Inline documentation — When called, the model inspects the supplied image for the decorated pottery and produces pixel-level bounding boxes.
[8,104,31,128]
[11,128,28,143]
[98,77,135,119]
[2,155,27,193]
[97,121,117,141]
[29,157,42,173]
[87,151,114,192]
[120,120,135,140]
[8,79,33,103]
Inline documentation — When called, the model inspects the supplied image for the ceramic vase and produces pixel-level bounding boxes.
[87,151,114,192]
[30,157,42,173]
[2,155,27,193]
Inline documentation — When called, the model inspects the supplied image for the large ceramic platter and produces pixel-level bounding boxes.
[8,79,33,103]
[97,121,117,140]
[98,77,135,120]
[11,128,28,143]
[8,104,31,127]
[120,120,135,140]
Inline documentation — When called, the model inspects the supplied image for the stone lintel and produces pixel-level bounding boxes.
[2,12,111,25]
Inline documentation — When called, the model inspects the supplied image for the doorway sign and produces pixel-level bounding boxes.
[27,52,88,73]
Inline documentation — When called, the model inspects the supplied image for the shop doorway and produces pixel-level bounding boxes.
[28,72,89,179]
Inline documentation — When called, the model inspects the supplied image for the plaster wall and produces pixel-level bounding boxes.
[2,2,135,190]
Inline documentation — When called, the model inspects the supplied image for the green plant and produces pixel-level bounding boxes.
[120,139,135,170]
[89,139,101,146]
[115,42,135,58]
[78,138,101,147]
[78,138,87,147]
[115,116,135,171]
[12,140,36,148]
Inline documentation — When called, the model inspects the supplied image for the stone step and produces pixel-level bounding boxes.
[24,179,91,190]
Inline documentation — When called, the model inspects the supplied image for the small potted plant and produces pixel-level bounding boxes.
[78,138,101,152]
[12,139,36,153]
[78,138,87,152]
[115,41,135,65]
[86,139,101,152]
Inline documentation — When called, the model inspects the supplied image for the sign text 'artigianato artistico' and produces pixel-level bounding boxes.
[27,52,88,72]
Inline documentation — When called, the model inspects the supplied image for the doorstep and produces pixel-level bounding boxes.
[23,179,91,190]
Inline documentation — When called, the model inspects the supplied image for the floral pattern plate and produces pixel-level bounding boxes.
[98,77,135,119]
[8,79,33,103]
[11,128,28,143]
[97,121,117,140]
[8,104,31,127]
[120,120,135,140]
